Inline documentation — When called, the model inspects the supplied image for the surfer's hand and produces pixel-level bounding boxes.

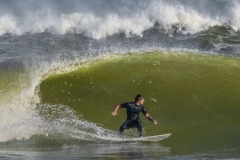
[111,111,118,116]
[153,120,157,125]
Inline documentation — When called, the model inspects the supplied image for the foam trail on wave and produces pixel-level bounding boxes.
[37,104,118,141]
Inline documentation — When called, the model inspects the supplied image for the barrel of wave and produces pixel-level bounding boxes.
[39,51,240,148]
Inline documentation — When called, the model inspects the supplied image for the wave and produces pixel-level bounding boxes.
[0,49,201,142]
[0,0,240,38]
[38,51,240,150]
[0,1,240,150]
[0,54,109,142]
[0,50,240,151]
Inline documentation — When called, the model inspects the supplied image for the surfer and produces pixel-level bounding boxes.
[111,94,157,137]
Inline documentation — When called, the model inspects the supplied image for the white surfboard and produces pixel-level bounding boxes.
[70,133,171,142]
[111,133,171,142]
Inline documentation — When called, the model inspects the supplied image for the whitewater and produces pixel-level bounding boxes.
[1,0,240,38]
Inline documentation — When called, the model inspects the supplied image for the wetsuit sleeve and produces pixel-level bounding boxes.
[120,102,129,108]
[141,106,148,115]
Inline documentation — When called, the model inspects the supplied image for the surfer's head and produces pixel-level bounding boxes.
[135,94,144,105]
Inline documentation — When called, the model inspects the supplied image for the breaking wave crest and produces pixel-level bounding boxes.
[1,0,240,39]
[0,54,116,142]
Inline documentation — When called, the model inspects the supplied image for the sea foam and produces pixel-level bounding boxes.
[0,1,239,38]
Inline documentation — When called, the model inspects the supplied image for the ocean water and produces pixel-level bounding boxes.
[0,0,240,159]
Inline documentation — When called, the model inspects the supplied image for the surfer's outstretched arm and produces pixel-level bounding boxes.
[111,104,121,116]
[145,113,157,125]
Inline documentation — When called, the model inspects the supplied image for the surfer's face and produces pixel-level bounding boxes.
[139,98,144,105]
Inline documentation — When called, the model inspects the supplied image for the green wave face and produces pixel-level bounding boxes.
[40,52,240,153]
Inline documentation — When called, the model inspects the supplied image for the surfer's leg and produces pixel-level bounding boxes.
[118,126,124,136]
[136,119,143,137]
[118,120,131,136]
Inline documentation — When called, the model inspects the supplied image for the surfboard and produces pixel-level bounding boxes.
[116,133,171,142]
[70,133,171,142]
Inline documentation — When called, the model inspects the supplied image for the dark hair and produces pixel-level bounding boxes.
[135,94,143,102]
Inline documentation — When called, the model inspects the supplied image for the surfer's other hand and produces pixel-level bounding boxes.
[111,111,118,116]
[153,120,157,125]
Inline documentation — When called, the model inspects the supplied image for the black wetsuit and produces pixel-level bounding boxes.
[118,102,148,137]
